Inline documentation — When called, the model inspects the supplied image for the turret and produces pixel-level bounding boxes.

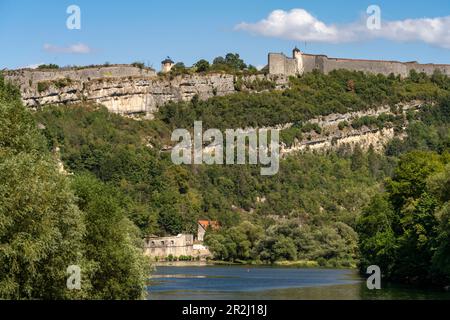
[293,47,304,75]
[161,57,174,73]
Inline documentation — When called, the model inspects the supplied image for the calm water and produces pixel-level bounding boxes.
[147,265,450,300]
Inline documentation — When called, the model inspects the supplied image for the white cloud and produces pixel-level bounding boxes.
[235,9,450,49]
[43,43,93,54]
[20,62,45,69]
[380,17,450,49]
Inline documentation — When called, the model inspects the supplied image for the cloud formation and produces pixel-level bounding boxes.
[20,62,45,69]
[43,43,93,54]
[235,9,450,49]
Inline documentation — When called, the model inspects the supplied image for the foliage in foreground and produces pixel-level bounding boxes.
[0,75,148,299]
[357,151,450,285]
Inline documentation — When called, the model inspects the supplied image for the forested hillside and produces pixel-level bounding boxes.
[1,68,449,299]
[0,76,148,299]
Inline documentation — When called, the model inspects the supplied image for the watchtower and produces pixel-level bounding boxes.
[161,57,174,73]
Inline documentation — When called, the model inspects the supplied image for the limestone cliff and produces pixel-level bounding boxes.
[280,101,422,155]
[5,66,288,118]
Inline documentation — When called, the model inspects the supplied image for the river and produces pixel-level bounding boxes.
[147,265,450,300]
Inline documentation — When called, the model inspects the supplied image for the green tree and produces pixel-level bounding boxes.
[273,236,297,261]
[157,208,184,235]
[387,151,444,211]
[358,151,449,284]
[194,59,210,72]
[0,153,86,299]
[224,53,246,70]
[71,174,149,299]
[0,75,85,299]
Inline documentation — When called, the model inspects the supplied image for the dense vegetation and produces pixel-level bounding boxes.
[1,67,449,299]
[158,69,450,131]
[0,75,148,299]
[161,53,260,77]
[358,99,450,285]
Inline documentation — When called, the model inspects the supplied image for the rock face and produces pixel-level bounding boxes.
[280,101,423,155]
[5,66,288,118]
[281,127,398,155]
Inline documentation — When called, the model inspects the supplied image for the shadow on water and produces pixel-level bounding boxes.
[147,265,450,300]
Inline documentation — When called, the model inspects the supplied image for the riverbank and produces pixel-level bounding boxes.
[152,261,214,267]
[152,259,356,269]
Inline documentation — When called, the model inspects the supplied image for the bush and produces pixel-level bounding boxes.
[37,64,59,70]
[37,81,50,92]
[131,62,145,69]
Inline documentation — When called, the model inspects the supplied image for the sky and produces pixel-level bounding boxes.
[1,0,450,70]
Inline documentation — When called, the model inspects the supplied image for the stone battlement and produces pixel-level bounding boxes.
[269,49,450,77]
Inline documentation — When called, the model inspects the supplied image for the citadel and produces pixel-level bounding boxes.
[4,48,450,118]
[268,47,450,78]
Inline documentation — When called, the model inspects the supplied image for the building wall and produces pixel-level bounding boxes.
[197,224,206,242]
[144,234,194,258]
[271,52,450,77]
[268,53,298,76]
[406,63,450,76]
[302,54,319,73]
[322,58,409,76]
[268,53,287,75]
[162,62,174,73]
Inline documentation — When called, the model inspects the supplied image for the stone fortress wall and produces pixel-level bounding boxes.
[5,49,450,118]
[143,221,218,260]
[144,234,194,258]
[269,49,450,77]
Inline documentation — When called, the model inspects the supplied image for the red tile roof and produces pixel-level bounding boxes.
[198,220,220,230]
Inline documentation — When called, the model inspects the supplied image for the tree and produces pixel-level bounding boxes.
[429,166,450,283]
[273,236,297,261]
[194,59,210,73]
[71,174,149,299]
[1,75,149,299]
[433,203,450,281]
[224,53,246,70]
[350,145,365,171]
[357,151,450,285]
[157,208,184,235]
[37,64,59,69]
[212,56,225,65]
[387,151,444,211]
[0,153,86,299]
[0,75,85,299]
[205,233,229,260]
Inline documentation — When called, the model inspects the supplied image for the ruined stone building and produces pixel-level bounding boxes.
[144,234,194,258]
[144,220,219,259]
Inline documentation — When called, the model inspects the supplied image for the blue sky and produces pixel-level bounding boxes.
[1,0,450,70]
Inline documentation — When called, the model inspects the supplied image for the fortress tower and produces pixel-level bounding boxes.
[268,47,304,76]
[161,57,174,73]
[293,47,304,75]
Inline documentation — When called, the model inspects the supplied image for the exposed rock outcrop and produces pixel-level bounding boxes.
[5,67,288,118]
[281,101,423,155]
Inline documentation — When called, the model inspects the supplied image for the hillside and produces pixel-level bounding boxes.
[1,67,450,299]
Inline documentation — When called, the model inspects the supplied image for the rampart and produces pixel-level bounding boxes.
[269,51,450,77]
